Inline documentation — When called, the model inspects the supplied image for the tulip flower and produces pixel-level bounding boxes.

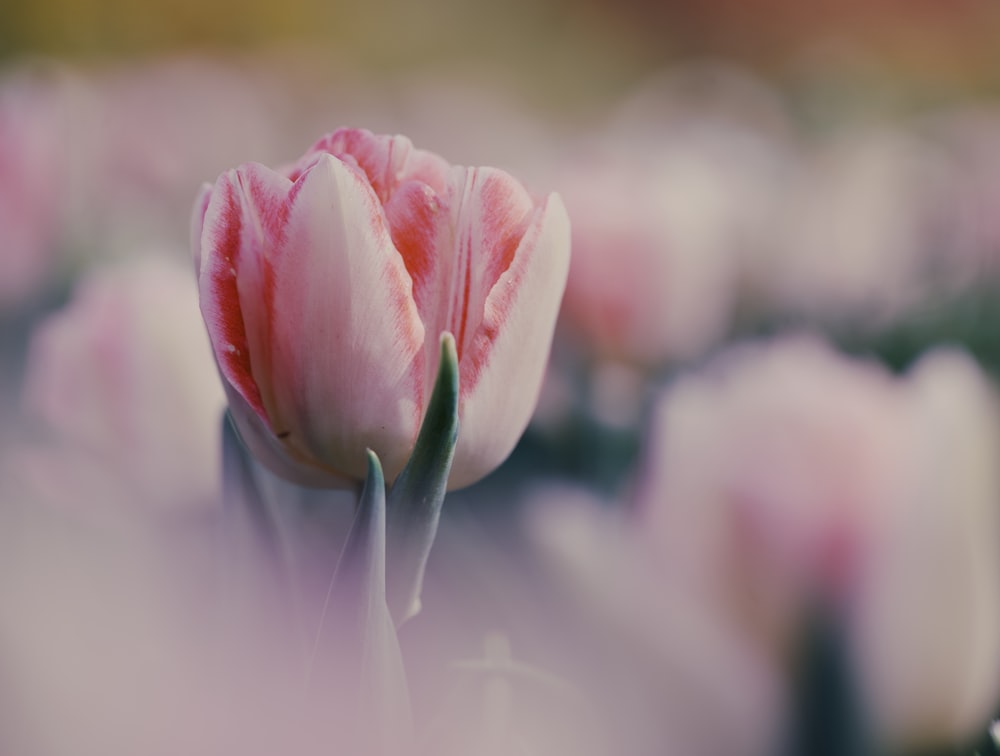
[634,335,1000,749]
[193,127,570,489]
[15,253,226,515]
[555,119,784,368]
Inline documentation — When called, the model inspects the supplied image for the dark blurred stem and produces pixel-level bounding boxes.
[784,604,879,756]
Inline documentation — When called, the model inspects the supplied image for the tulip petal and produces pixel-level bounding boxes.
[444,168,538,366]
[449,192,571,488]
[301,128,450,200]
[222,377,353,487]
[265,154,426,481]
[198,163,292,424]
[382,179,442,320]
[311,129,453,321]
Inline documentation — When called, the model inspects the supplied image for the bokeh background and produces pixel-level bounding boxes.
[5,0,1000,101]
[4,2,1000,755]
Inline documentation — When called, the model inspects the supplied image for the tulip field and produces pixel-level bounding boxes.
[2,5,1000,754]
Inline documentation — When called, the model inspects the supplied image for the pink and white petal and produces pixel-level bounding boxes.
[382,179,443,320]
[222,379,355,489]
[303,128,449,200]
[197,163,292,425]
[424,166,537,375]
[449,193,571,489]
[265,154,425,482]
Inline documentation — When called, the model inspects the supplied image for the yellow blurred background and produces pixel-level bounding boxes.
[3,0,1000,110]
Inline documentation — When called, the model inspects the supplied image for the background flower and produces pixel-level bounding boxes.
[10,253,225,516]
[634,334,1000,749]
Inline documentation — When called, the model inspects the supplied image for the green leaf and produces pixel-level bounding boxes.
[385,332,460,626]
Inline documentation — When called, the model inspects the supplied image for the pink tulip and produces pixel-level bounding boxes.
[555,121,784,367]
[193,127,570,489]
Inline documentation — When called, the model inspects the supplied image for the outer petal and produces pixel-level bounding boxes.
[264,154,425,482]
[448,192,571,488]
[220,379,355,488]
[431,167,537,370]
[198,162,292,425]
[298,128,450,199]
[382,164,541,389]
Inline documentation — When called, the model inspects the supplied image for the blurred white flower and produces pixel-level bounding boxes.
[849,349,1000,747]
[748,127,965,323]
[918,107,1000,285]
[634,334,1000,748]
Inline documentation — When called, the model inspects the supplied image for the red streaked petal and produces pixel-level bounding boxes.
[434,166,536,368]
[296,128,450,200]
[264,153,426,481]
[198,163,291,424]
[448,193,571,489]
[382,180,441,318]
[316,129,403,202]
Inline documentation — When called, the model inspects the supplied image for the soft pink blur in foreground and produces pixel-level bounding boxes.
[0,478,731,756]
[635,335,1000,748]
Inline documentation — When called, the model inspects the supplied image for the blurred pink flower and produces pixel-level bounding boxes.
[0,70,68,308]
[14,254,226,515]
[0,57,298,279]
[556,116,787,367]
[634,335,1000,747]
[194,127,570,489]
